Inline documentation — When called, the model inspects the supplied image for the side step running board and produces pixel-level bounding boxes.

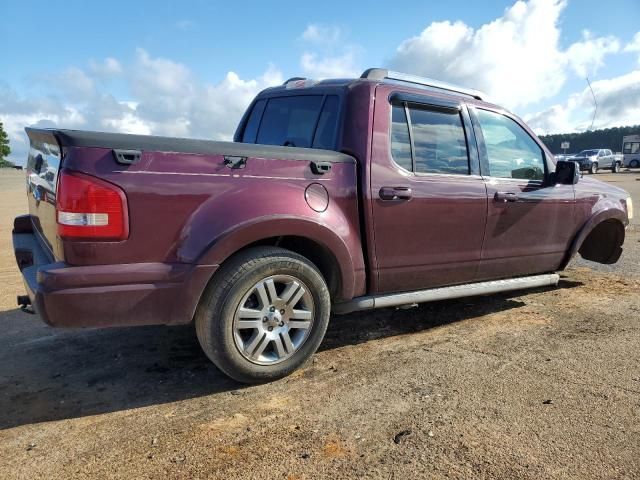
[332,274,560,315]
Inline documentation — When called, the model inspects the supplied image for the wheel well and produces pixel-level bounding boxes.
[578,219,625,264]
[232,236,342,300]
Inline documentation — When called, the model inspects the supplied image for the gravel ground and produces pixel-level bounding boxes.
[0,169,639,479]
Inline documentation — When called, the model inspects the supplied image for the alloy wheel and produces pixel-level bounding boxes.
[232,275,314,365]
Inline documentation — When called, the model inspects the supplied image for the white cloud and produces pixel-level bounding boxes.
[301,24,342,45]
[389,0,621,110]
[526,69,640,135]
[300,50,359,79]
[299,24,361,78]
[89,57,123,78]
[1,51,283,164]
[565,30,620,77]
[1,3,637,165]
[55,67,96,101]
[624,31,640,64]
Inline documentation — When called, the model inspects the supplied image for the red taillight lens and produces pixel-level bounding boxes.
[56,170,129,240]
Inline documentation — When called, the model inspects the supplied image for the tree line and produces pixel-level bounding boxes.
[539,125,640,154]
[0,121,12,167]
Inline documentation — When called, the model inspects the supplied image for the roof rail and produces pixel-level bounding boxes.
[282,77,307,85]
[360,68,485,101]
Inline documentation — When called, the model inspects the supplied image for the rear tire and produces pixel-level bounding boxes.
[590,162,598,174]
[195,246,331,384]
[612,162,621,173]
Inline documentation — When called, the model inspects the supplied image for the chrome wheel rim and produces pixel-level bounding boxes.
[232,274,314,365]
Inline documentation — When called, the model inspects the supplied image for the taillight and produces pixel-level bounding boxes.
[56,170,129,240]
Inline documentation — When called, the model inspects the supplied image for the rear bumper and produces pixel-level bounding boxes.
[12,215,217,328]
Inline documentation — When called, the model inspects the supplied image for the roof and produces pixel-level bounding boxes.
[259,68,487,102]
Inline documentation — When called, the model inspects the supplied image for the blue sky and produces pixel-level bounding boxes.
[2,0,640,164]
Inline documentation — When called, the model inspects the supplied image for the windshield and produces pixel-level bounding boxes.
[577,149,598,156]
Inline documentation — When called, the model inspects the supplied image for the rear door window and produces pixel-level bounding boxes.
[409,106,469,175]
[390,104,413,171]
[390,102,470,175]
[245,95,339,149]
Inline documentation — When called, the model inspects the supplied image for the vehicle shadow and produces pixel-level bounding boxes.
[0,280,582,430]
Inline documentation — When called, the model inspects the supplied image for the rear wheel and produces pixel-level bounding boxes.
[195,246,331,383]
[590,162,598,174]
[612,162,621,173]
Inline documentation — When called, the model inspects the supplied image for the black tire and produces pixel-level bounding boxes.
[195,246,331,384]
[590,162,598,174]
[630,159,640,169]
[612,162,621,173]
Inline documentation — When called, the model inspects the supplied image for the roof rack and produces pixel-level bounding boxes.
[360,68,485,101]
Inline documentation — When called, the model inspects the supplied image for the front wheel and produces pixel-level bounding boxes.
[630,159,640,169]
[195,246,331,383]
[590,162,598,174]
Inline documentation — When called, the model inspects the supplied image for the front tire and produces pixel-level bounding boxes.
[590,162,598,174]
[195,246,331,384]
[630,159,640,169]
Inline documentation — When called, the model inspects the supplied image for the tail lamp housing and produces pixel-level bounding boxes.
[56,170,129,240]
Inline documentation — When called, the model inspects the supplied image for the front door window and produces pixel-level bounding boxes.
[476,109,545,181]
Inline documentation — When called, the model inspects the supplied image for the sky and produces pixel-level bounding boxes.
[1,0,639,164]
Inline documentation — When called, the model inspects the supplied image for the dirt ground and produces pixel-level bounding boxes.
[0,168,639,479]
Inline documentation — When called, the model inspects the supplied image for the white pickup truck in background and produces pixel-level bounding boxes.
[568,148,623,174]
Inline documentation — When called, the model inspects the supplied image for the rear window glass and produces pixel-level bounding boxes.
[242,95,339,149]
[241,99,266,143]
[313,96,339,149]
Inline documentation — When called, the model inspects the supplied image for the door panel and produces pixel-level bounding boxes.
[370,85,488,294]
[481,179,575,279]
[373,174,488,292]
[471,107,576,279]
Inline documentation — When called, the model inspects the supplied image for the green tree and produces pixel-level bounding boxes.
[0,121,12,167]
[539,125,640,154]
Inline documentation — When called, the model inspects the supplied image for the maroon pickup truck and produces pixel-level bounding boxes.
[13,68,632,383]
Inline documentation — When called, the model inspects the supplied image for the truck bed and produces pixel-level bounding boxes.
[18,128,364,327]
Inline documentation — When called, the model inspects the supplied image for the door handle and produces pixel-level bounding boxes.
[494,191,519,203]
[379,186,412,201]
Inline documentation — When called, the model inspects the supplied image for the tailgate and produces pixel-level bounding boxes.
[25,128,62,259]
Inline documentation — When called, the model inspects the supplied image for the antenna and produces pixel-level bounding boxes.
[586,76,597,131]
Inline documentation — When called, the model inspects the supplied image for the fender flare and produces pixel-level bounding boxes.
[559,208,627,269]
[192,215,364,301]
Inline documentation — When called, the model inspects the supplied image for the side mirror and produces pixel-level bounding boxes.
[554,160,580,185]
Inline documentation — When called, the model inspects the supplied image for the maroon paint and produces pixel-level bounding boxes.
[13,77,631,329]
[369,84,488,293]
